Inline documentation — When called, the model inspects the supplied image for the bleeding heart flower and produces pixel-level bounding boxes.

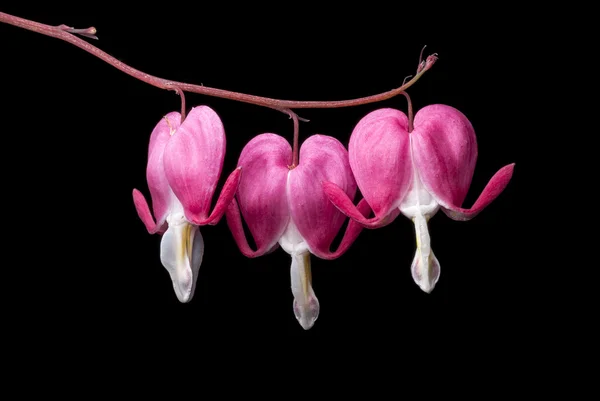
[132,106,241,303]
[323,104,514,293]
[226,134,370,330]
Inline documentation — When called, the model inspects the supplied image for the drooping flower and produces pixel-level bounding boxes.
[226,134,370,329]
[132,106,241,302]
[323,104,514,293]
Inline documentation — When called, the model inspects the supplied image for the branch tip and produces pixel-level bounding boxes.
[425,53,438,70]
[59,24,98,40]
[419,45,427,65]
[171,87,187,121]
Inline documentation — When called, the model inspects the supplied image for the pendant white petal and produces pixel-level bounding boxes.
[290,252,320,330]
[279,217,318,330]
[400,135,441,293]
[160,216,204,303]
[410,213,440,293]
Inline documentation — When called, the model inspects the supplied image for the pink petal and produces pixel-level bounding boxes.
[226,199,279,257]
[441,164,515,221]
[289,135,357,259]
[227,134,291,257]
[411,104,478,210]
[348,108,413,221]
[134,111,181,232]
[411,104,514,221]
[323,181,401,228]
[194,167,242,226]
[132,189,166,234]
[163,106,226,223]
[317,198,372,260]
[148,111,181,159]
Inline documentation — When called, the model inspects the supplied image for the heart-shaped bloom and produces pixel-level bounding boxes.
[226,134,369,329]
[132,106,241,302]
[324,104,514,293]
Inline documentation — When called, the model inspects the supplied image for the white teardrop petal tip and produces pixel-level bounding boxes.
[411,249,440,293]
[290,252,320,330]
[293,296,320,330]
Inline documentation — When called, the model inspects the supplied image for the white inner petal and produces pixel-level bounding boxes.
[279,222,319,330]
[399,136,441,293]
[278,219,310,255]
[279,171,319,329]
[410,213,440,293]
[398,157,439,219]
[160,207,204,303]
[290,252,320,330]
[278,213,318,330]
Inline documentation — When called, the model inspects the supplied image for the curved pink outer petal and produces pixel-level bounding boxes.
[317,198,373,260]
[411,104,514,221]
[132,189,162,234]
[440,163,515,221]
[348,108,413,224]
[226,134,291,257]
[132,111,181,234]
[323,181,401,229]
[195,166,242,226]
[289,135,357,259]
[163,106,226,223]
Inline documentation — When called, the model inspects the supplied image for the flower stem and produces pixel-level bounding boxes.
[402,92,414,133]
[172,87,187,122]
[281,109,301,169]
[0,12,437,112]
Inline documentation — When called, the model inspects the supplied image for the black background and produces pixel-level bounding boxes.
[1,6,538,365]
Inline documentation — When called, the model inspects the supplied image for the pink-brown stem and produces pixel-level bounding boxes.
[281,109,301,169]
[172,87,186,121]
[59,24,98,39]
[402,92,414,133]
[0,12,437,112]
